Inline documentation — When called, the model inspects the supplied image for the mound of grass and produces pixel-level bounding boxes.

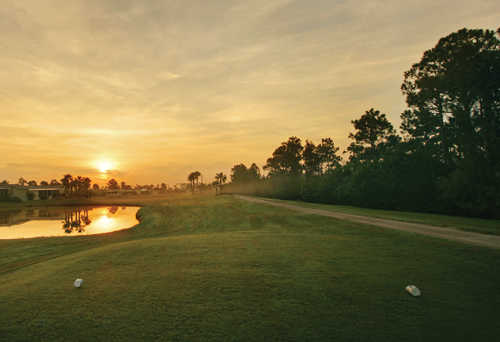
[1,194,499,341]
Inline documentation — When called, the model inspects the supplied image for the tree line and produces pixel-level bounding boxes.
[222,27,500,218]
[1,174,173,198]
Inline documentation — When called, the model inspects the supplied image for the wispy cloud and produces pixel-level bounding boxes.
[1,0,499,183]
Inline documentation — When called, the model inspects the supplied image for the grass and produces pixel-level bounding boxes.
[1,193,499,341]
[257,197,500,235]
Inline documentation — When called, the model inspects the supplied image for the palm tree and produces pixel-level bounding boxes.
[215,172,227,185]
[71,177,80,195]
[187,171,202,192]
[188,172,196,192]
[194,171,201,185]
[60,174,73,196]
[82,177,92,197]
[214,172,227,195]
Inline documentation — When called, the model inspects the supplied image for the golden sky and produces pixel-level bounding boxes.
[1,0,498,185]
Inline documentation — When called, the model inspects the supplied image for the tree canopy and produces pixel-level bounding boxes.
[231,163,261,183]
[401,27,500,214]
[223,27,500,218]
[264,136,304,176]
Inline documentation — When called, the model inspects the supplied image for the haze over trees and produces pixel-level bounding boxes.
[223,27,500,218]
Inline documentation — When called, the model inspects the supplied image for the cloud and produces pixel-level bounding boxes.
[1,0,499,183]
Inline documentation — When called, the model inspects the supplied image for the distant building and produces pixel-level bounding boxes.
[0,184,63,201]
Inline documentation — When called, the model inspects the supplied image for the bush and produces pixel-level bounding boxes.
[0,196,23,203]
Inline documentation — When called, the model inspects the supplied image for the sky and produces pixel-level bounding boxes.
[0,0,499,186]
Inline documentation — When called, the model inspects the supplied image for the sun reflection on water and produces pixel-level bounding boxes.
[0,206,140,239]
[93,215,115,232]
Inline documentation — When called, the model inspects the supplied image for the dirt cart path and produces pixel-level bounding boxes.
[235,195,500,249]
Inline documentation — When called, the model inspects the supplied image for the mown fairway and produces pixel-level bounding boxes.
[1,194,499,341]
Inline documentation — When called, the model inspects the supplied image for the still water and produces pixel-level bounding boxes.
[0,206,140,239]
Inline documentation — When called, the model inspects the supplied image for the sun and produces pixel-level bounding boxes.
[96,160,113,173]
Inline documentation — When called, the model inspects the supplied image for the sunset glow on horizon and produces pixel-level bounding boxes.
[1,1,498,185]
[96,160,114,174]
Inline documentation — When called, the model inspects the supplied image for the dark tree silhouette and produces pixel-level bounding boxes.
[221,27,500,218]
[264,136,304,176]
[401,28,500,215]
[215,172,227,185]
[347,108,397,162]
[61,174,73,196]
[188,171,201,191]
[230,164,260,183]
[107,178,119,190]
[303,138,341,176]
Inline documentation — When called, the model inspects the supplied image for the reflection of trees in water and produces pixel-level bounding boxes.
[62,208,91,234]
[108,206,119,215]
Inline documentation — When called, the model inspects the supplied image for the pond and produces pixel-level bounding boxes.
[0,206,140,239]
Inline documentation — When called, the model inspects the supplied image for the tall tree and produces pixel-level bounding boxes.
[347,108,397,162]
[193,171,201,185]
[317,138,342,173]
[18,177,27,186]
[60,174,73,196]
[401,28,500,215]
[81,177,92,196]
[188,171,201,191]
[215,172,227,185]
[264,136,304,176]
[303,140,320,176]
[304,138,342,176]
[230,164,260,183]
[231,164,249,183]
[248,163,261,180]
[107,178,119,190]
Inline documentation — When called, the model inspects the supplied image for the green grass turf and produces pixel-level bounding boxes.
[0,194,499,341]
[259,197,500,235]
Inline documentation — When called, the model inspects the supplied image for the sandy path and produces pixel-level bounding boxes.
[235,195,500,249]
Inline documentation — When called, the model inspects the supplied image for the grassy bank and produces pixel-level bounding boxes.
[1,194,499,341]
